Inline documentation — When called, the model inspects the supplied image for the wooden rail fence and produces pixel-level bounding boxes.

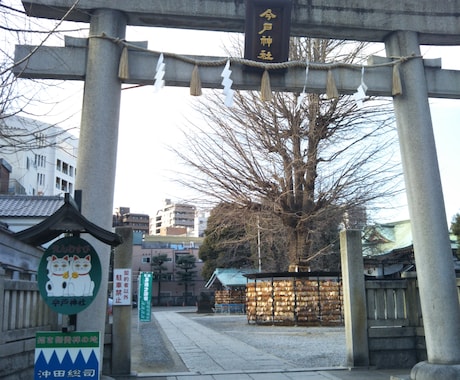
[0,269,60,379]
[365,276,460,368]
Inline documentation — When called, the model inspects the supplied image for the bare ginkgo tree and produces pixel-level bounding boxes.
[174,38,403,270]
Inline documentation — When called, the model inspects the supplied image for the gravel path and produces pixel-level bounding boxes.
[131,313,188,373]
[130,308,346,373]
[183,312,347,369]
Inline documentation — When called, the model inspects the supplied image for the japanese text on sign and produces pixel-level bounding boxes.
[138,272,152,322]
[244,0,292,65]
[113,268,132,305]
[35,332,100,380]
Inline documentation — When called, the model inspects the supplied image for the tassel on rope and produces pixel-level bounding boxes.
[326,70,339,99]
[392,63,403,96]
[260,69,272,101]
[190,65,202,96]
[118,46,129,80]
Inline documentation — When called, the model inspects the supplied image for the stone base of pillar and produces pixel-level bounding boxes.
[411,361,460,380]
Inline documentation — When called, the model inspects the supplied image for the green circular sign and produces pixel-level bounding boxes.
[38,236,102,315]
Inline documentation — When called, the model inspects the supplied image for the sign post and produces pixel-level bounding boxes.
[138,272,153,323]
[35,236,103,379]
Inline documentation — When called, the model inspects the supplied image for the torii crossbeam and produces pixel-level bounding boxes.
[14,1,460,379]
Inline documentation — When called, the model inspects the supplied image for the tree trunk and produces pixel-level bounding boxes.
[286,226,309,271]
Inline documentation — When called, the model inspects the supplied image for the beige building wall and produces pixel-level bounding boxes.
[131,237,205,306]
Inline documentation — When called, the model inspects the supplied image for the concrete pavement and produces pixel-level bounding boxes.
[114,308,411,380]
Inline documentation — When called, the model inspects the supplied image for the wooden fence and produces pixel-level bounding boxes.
[365,276,460,368]
[243,272,459,368]
[0,269,60,379]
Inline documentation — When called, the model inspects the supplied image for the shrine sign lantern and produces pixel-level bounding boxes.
[37,236,102,315]
[244,0,292,64]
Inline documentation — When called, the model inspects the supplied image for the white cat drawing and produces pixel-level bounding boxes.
[46,255,70,297]
[68,255,95,297]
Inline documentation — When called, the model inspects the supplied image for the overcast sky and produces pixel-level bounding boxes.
[113,28,460,225]
[5,4,459,224]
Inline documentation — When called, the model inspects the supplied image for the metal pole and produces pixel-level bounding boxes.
[257,216,262,272]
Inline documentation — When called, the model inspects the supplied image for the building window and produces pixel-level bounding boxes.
[153,273,172,281]
[35,132,46,147]
[37,173,45,186]
[62,162,69,175]
[56,159,62,171]
[142,257,151,264]
[35,154,47,168]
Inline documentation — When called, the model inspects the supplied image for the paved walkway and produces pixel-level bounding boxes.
[119,310,411,380]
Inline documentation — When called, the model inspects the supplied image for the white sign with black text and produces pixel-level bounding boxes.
[113,268,132,306]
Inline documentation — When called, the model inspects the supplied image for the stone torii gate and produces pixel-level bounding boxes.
[14,1,460,379]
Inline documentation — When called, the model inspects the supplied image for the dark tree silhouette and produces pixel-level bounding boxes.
[176,254,197,306]
[151,253,168,306]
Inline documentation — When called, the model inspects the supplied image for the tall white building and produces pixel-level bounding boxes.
[0,115,78,196]
[194,210,209,237]
[152,199,197,236]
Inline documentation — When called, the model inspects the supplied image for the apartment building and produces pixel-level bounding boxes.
[132,235,206,306]
[153,199,197,235]
[113,206,150,243]
[0,115,78,197]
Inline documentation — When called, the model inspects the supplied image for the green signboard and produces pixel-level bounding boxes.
[35,331,100,379]
[38,236,102,315]
[138,272,153,322]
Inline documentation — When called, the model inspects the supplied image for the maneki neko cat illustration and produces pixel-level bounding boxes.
[67,254,95,297]
[45,255,70,297]
[45,254,95,297]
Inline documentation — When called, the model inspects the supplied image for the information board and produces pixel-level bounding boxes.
[138,272,153,322]
[34,331,100,380]
[113,268,132,306]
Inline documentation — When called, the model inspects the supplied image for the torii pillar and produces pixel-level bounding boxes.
[74,9,127,358]
[386,31,460,379]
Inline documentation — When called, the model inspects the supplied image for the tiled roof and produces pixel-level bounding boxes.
[362,220,413,256]
[0,195,64,217]
[205,268,257,288]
